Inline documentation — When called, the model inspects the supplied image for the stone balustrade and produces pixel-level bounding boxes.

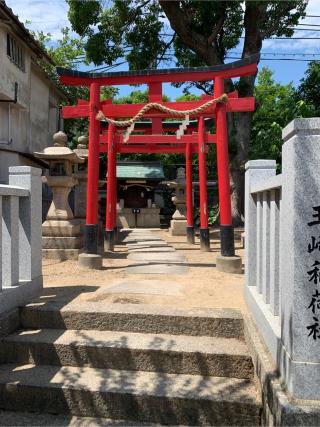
[0,166,42,313]
[245,118,320,401]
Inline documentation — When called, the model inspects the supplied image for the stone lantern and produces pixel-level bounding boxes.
[34,131,84,260]
[168,167,187,236]
[73,135,88,224]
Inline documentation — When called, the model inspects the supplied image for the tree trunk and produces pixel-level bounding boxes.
[159,0,264,224]
[229,75,256,225]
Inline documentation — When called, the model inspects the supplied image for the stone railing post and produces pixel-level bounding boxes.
[9,166,42,283]
[279,118,320,400]
[245,160,276,288]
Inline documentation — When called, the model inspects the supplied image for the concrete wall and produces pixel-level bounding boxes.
[0,150,43,184]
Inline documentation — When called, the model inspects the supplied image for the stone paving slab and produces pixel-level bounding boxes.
[99,280,183,296]
[127,245,173,252]
[128,247,175,253]
[128,253,185,263]
[126,241,169,247]
[122,237,165,243]
[124,264,188,275]
[123,234,157,238]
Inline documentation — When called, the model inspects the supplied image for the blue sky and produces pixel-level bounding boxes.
[6,0,320,99]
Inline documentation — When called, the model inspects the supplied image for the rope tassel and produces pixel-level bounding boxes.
[123,122,135,143]
[176,114,190,140]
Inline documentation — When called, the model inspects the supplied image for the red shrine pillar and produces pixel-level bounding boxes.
[84,82,101,254]
[148,82,162,134]
[113,164,118,239]
[198,116,210,251]
[185,142,195,244]
[214,76,235,257]
[105,123,116,251]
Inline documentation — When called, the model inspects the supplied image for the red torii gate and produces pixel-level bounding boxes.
[57,54,258,262]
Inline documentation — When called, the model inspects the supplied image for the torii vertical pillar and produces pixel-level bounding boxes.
[198,116,210,251]
[214,77,242,273]
[186,142,195,244]
[105,123,116,251]
[112,147,118,241]
[79,82,103,269]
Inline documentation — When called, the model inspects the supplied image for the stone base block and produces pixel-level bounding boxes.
[42,219,81,237]
[216,255,242,274]
[169,219,187,236]
[241,232,245,249]
[244,312,320,426]
[42,249,81,261]
[0,276,42,315]
[186,226,195,244]
[42,236,83,249]
[0,308,19,340]
[200,228,210,252]
[104,229,115,252]
[78,253,102,270]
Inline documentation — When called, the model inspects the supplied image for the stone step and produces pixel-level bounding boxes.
[0,364,261,425]
[0,411,157,426]
[21,302,244,339]
[0,329,253,378]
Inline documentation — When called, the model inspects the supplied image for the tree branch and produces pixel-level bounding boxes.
[261,4,299,39]
[157,33,176,67]
[207,4,226,48]
[242,1,267,59]
[159,0,220,65]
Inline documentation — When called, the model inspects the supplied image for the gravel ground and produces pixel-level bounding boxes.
[42,228,246,312]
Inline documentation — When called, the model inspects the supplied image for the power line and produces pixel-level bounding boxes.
[297,23,320,27]
[84,55,320,72]
[229,51,320,57]
[291,28,320,32]
[241,36,320,40]
[226,56,319,62]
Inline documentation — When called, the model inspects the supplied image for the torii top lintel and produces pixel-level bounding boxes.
[57,54,260,86]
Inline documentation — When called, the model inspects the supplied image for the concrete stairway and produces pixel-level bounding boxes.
[0,302,261,425]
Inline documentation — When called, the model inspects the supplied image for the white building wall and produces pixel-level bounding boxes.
[0,22,62,181]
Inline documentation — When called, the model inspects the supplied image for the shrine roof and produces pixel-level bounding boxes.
[117,161,164,180]
[56,54,260,85]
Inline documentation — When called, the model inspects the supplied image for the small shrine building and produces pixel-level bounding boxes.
[115,160,164,228]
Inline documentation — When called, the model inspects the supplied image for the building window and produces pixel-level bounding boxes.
[7,34,25,71]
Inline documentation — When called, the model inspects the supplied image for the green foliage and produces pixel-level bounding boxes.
[173,2,243,66]
[67,0,167,68]
[66,0,307,72]
[298,61,320,116]
[101,86,119,101]
[194,205,219,227]
[113,90,170,104]
[30,27,90,146]
[175,93,200,102]
[249,67,316,166]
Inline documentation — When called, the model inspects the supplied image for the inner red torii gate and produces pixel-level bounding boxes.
[57,54,258,262]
